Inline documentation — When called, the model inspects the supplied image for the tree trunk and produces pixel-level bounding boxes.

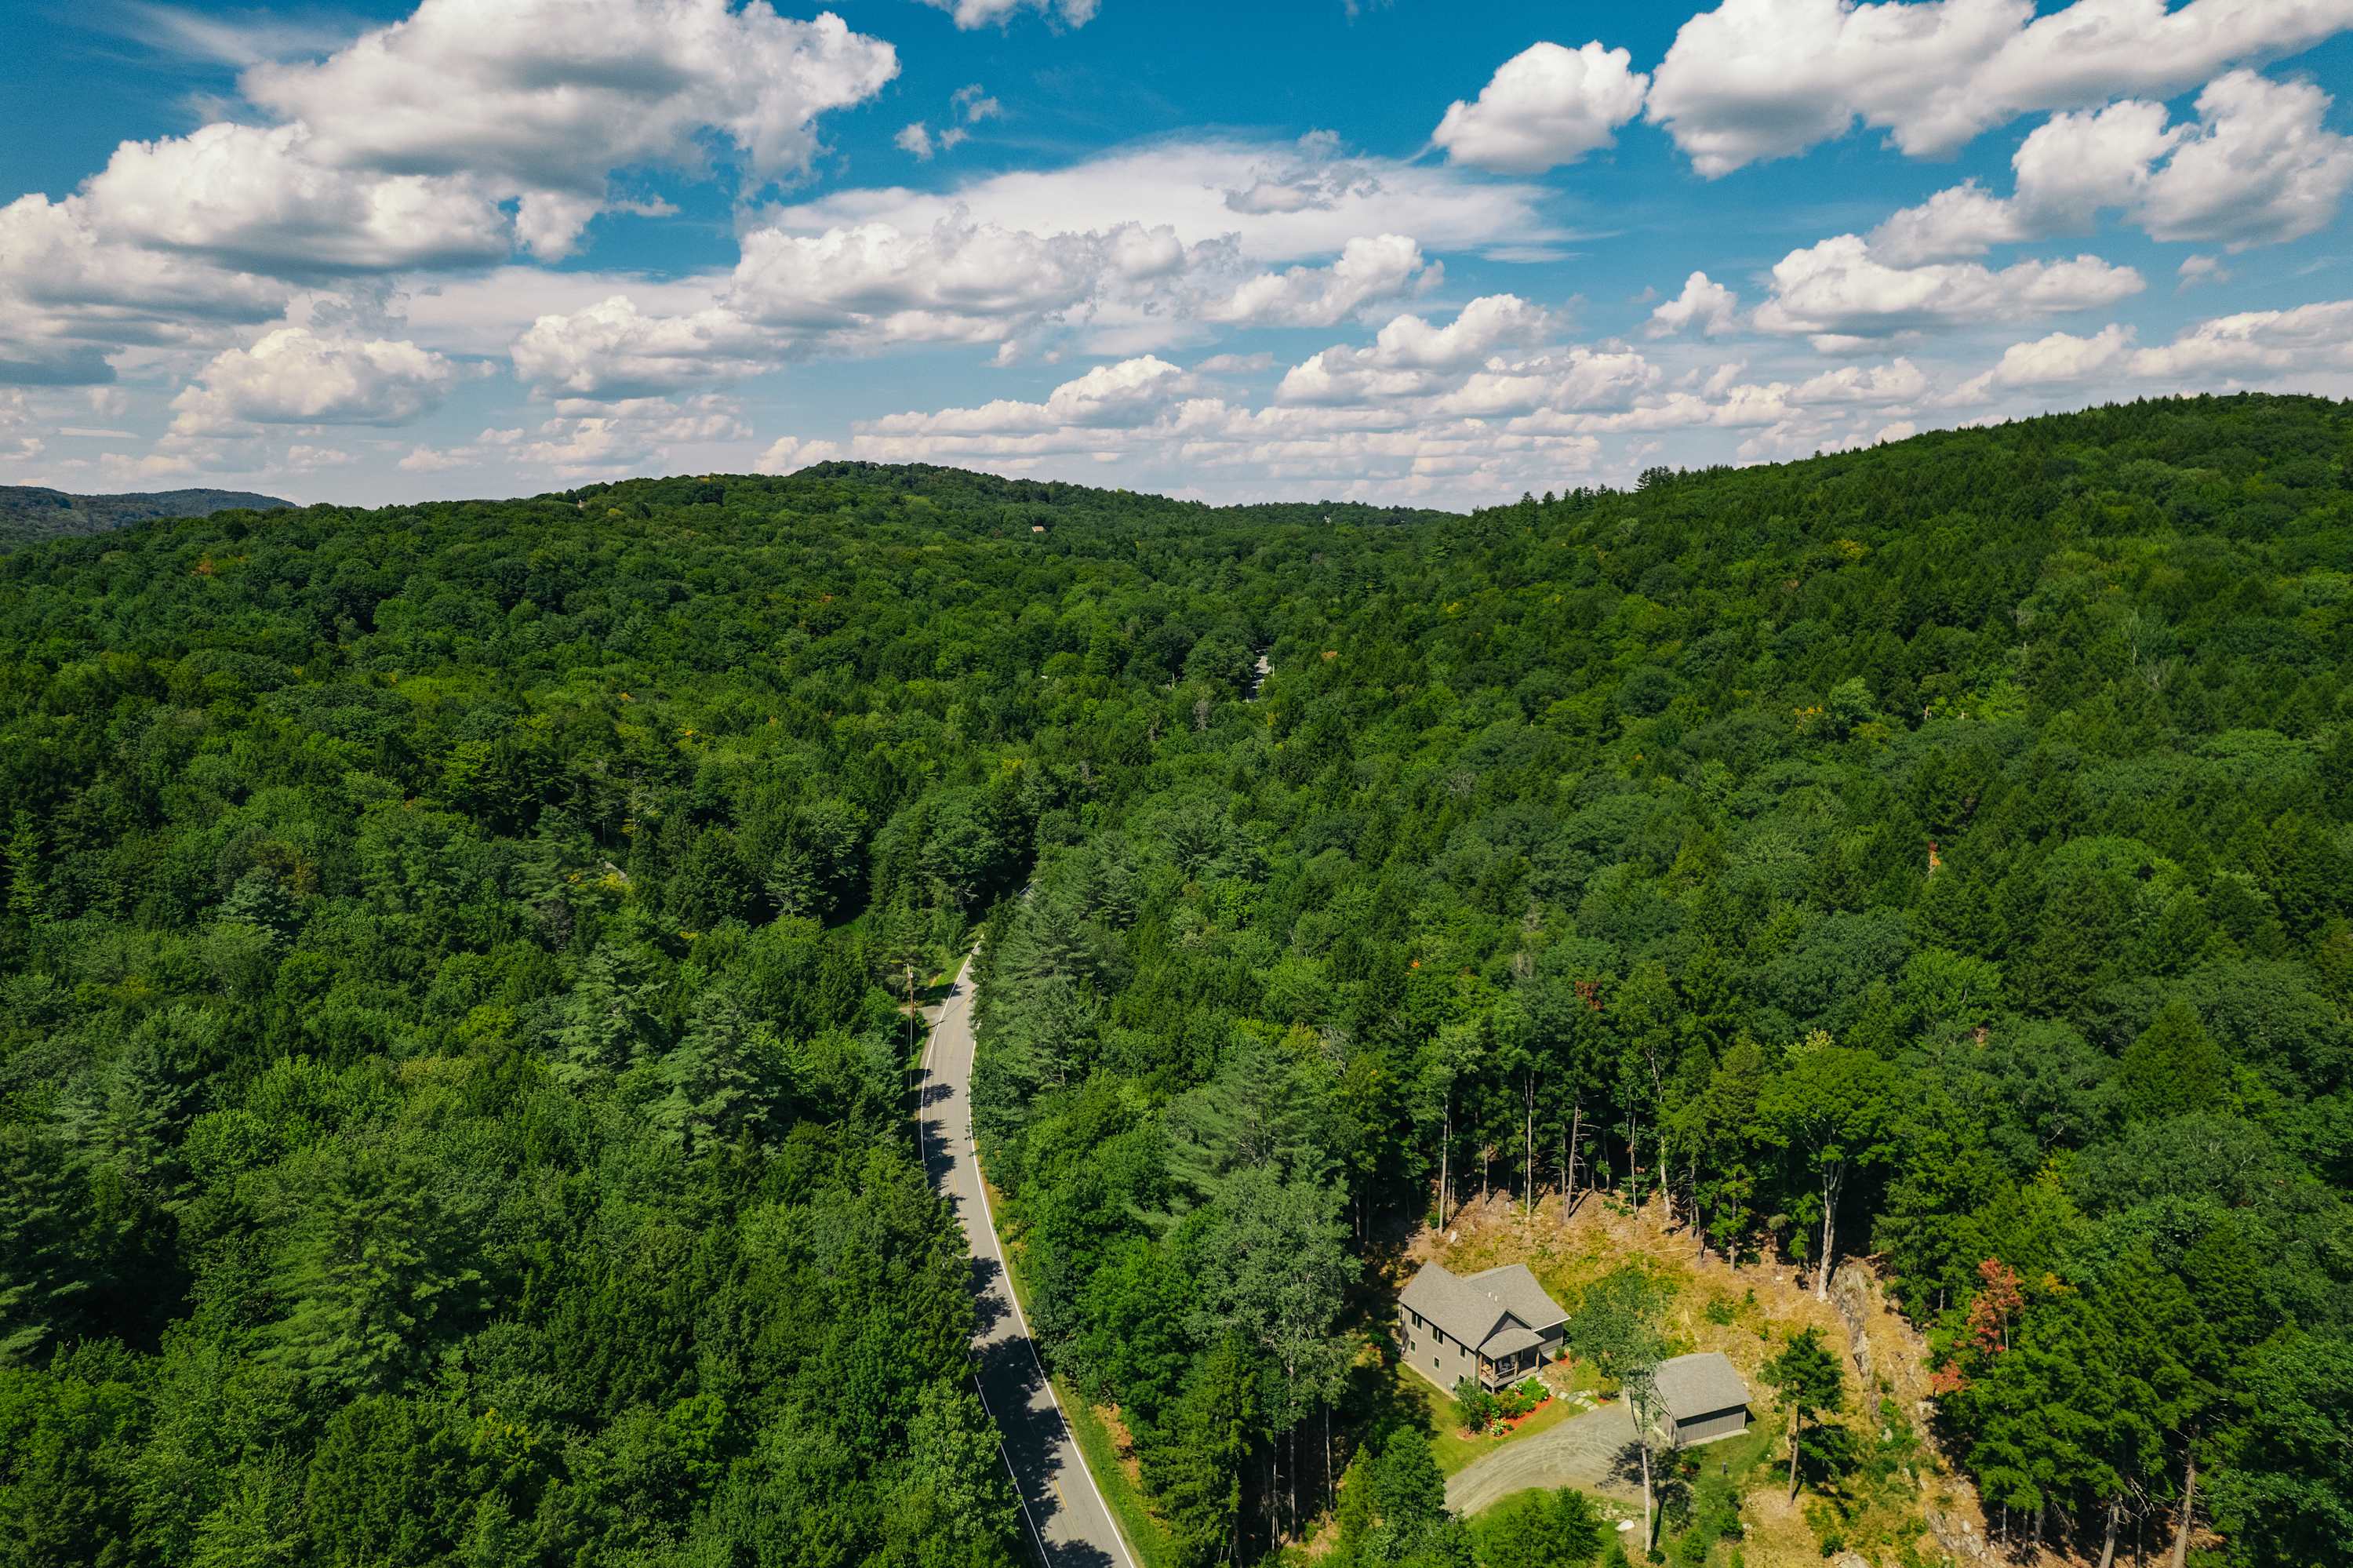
[1438,1093,1452,1228]
[1565,1102,1582,1212]
[1696,1154,1709,1261]
[2096,1497,2122,1568]
[1816,1161,1845,1301]
[1525,1072,1536,1218]
[2169,1455,2197,1568]
[1787,1409,1802,1499]
[1657,1119,1673,1227]
[1640,1432,1656,1552]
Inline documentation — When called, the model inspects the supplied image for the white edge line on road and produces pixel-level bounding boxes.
[921,959,1142,1568]
[916,973,1052,1567]
[969,1373,1053,1567]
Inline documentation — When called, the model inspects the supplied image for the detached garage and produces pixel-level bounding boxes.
[1654,1352,1750,1449]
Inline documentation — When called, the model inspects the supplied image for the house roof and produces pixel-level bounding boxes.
[1654,1352,1750,1421]
[1466,1264,1569,1332]
[1482,1324,1544,1359]
[1400,1263,1507,1348]
[1399,1261,1569,1359]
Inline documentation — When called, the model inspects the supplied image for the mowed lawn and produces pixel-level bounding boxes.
[1396,1367,1591,1477]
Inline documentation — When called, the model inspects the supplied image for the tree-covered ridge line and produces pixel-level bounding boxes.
[0,487,293,549]
[0,392,2345,1567]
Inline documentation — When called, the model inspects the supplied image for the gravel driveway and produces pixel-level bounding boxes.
[1445,1402,1644,1515]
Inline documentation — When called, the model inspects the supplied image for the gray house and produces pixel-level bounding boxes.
[1652,1352,1751,1447]
[1398,1262,1568,1392]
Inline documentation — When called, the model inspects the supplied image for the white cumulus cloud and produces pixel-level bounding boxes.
[868,355,1193,438]
[170,326,461,434]
[1200,235,1431,328]
[2128,298,2353,380]
[242,0,898,254]
[1952,323,2139,400]
[1648,271,1741,337]
[917,0,1097,30]
[1433,42,1650,174]
[1870,71,2353,263]
[766,136,1559,264]
[510,295,774,398]
[1277,295,1551,405]
[1754,234,2144,350]
[1647,0,2353,176]
[0,193,290,384]
[84,122,512,275]
[755,435,844,473]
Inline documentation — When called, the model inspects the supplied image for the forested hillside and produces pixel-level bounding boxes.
[966,395,2353,1568]
[0,487,293,549]
[1,396,2348,1568]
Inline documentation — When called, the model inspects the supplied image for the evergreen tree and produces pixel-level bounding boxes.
[2118,999,2230,1121]
[0,1124,90,1362]
[1470,1487,1604,1568]
[1761,1326,1847,1499]
[262,1145,483,1395]
[551,937,667,1082]
[653,988,783,1156]
[1145,1337,1261,1568]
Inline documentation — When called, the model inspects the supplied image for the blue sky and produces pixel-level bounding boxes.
[2,0,2349,506]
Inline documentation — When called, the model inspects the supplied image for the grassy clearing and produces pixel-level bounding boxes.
[1395,1365,1593,1478]
[1660,1425,1776,1567]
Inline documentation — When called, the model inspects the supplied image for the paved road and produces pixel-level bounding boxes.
[918,958,1135,1568]
[1445,1401,1643,1516]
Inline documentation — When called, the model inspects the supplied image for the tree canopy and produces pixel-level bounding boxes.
[3,395,2351,1566]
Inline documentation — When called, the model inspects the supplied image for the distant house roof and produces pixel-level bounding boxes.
[1653,1352,1749,1422]
[1400,1262,1567,1360]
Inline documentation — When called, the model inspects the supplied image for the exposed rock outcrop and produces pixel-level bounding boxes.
[1827,1262,1875,1388]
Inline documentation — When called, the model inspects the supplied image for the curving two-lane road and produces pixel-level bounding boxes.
[918,958,1136,1568]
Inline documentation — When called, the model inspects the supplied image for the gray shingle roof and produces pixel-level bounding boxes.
[1400,1261,1569,1357]
[1399,1263,1507,1348]
[1466,1264,1569,1332]
[1481,1324,1544,1358]
[1653,1352,1749,1421]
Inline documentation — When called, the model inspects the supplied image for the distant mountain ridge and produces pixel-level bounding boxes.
[0,486,293,548]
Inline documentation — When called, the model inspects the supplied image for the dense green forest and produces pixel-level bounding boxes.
[0,488,293,550]
[2,396,2350,1568]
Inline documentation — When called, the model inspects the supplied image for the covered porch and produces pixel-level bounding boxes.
[1474,1325,1547,1390]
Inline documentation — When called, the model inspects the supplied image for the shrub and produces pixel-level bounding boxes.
[1455,1377,1500,1433]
